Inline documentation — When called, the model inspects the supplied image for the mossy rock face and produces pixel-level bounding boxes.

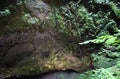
[0,0,95,78]
[0,30,92,77]
[43,52,92,72]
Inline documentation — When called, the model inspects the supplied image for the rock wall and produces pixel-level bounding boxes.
[0,0,92,77]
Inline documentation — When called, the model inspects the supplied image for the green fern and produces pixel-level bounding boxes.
[79,35,117,45]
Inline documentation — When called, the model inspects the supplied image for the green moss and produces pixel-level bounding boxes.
[44,53,73,70]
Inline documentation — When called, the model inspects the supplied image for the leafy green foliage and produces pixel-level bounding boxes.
[49,1,120,71]
[49,1,97,38]
[90,0,110,4]
[110,2,120,18]
[79,35,118,45]
[0,0,25,16]
[79,32,120,68]
[0,9,11,16]
[22,13,40,25]
[92,55,114,68]
[49,1,117,40]
[78,68,117,79]
[77,61,120,79]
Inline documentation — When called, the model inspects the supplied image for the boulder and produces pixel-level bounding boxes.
[3,43,34,67]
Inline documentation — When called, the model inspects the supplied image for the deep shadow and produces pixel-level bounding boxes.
[4,70,80,79]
